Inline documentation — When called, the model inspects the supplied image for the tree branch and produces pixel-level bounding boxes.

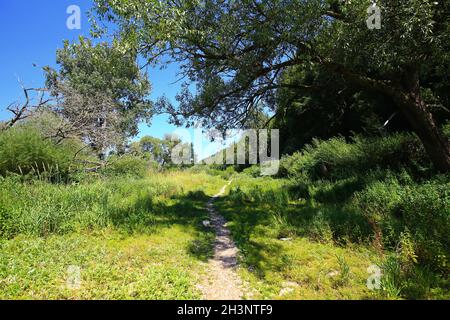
[2,86,50,130]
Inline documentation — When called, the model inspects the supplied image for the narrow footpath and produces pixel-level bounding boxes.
[197,181,248,300]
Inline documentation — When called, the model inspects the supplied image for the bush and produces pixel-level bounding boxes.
[352,176,450,272]
[278,133,431,181]
[102,155,149,178]
[242,165,261,177]
[0,127,74,180]
[222,165,236,179]
[278,133,448,270]
[278,150,312,179]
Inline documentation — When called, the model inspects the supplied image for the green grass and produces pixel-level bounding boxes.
[215,175,449,300]
[0,172,225,299]
[1,168,447,300]
[1,231,201,299]
[215,177,381,299]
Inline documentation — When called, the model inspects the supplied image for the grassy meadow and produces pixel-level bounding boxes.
[0,130,448,300]
[0,172,225,299]
[216,175,448,300]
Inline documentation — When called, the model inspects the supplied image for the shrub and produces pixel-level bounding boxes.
[102,155,149,178]
[0,127,74,180]
[352,176,450,272]
[278,133,431,181]
[278,150,311,179]
[400,180,449,271]
[380,252,449,299]
[221,165,236,179]
[242,165,261,177]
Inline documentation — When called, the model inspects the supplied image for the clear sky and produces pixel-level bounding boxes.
[0,0,181,140]
[0,0,239,159]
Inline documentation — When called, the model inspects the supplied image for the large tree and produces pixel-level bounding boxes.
[129,134,191,166]
[272,63,418,155]
[94,0,450,171]
[45,37,153,155]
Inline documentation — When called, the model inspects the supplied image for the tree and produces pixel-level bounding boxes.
[1,85,49,131]
[139,135,165,162]
[94,0,450,171]
[128,134,189,167]
[161,133,183,166]
[272,64,409,154]
[45,37,153,156]
[46,82,123,157]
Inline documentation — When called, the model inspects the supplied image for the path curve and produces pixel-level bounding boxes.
[197,180,246,300]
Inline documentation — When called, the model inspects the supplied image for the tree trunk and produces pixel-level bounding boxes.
[326,62,450,172]
[392,68,450,172]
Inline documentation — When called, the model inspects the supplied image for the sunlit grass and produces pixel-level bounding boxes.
[215,175,449,300]
[216,197,381,299]
[0,171,225,299]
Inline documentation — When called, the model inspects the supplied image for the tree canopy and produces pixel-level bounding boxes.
[93,0,450,171]
[44,37,153,152]
[129,134,193,166]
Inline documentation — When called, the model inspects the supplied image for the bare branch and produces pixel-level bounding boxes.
[2,85,51,131]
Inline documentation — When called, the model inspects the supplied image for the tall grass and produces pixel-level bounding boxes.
[278,133,432,180]
[0,172,223,239]
[223,131,449,299]
[0,127,77,181]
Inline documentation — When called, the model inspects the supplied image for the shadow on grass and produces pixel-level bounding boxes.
[213,189,375,280]
[213,198,285,279]
[108,190,215,262]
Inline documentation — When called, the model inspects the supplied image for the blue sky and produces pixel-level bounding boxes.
[0,0,239,159]
[0,0,180,140]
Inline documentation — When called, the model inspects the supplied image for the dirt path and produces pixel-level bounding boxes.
[197,180,247,300]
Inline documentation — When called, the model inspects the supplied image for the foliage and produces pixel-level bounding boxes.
[272,64,407,155]
[276,133,449,275]
[129,134,192,167]
[0,172,225,299]
[279,133,432,180]
[242,165,261,178]
[94,0,444,125]
[352,176,450,273]
[44,37,153,152]
[101,155,150,178]
[94,0,450,171]
[0,126,76,180]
